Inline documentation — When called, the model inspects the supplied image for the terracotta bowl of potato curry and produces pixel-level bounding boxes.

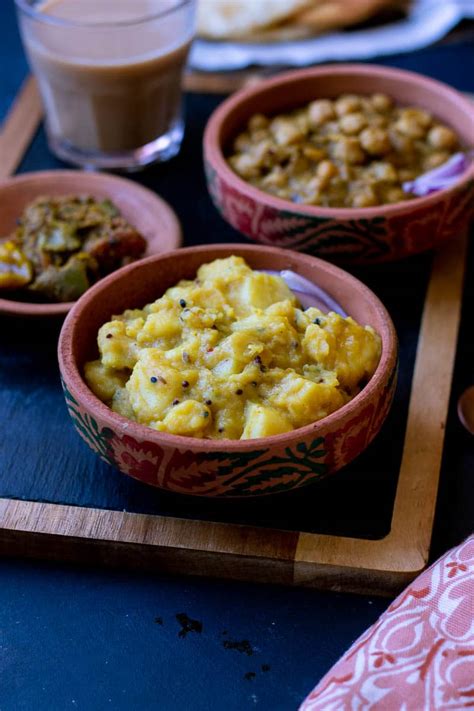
[58,244,397,498]
[204,64,474,264]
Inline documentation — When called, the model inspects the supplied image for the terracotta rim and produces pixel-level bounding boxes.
[58,243,398,453]
[204,63,474,219]
[0,170,182,318]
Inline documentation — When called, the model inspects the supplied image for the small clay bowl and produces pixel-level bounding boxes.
[0,170,182,318]
[58,243,398,498]
[204,64,474,264]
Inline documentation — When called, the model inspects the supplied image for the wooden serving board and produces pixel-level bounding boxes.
[0,78,469,595]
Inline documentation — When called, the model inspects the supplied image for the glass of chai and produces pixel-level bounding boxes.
[15,0,196,170]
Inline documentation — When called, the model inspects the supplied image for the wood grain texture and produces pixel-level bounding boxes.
[0,76,42,179]
[390,231,468,552]
[184,70,267,94]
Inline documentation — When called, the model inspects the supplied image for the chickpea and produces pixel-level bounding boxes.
[316,160,338,188]
[251,128,270,143]
[371,93,393,113]
[423,151,450,171]
[395,117,426,139]
[427,125,458,150]
[333,137,365,165]
[304,176,323,201]
[270,118,305,146]
[337,163,354,181]
[335,95,361,116]
[261,167,288,189]
[339,112,367,135]
[234,131,251,152]
[229,153,260,179]
[308,99,335,127]
[289,154,310,175]
[389,129,414,155]
[405,108,432,128]
[294,111,310,134]
[359,127,391,156]
[351,187,378,208]
[302,145,326,162]
[250,139,274,169]
[322,120,341,136]
[369,161,398,182]
[370,115,389,129]
[395,109,431,139]
[384,187,407,203]
[248,113,269,132]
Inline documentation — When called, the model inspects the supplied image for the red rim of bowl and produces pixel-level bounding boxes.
[58,243,398,453]
[0,170,182,317]
[204,63,474,219]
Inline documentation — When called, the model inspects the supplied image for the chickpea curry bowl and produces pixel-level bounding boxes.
[58,244,398,498]
[204,64,474,264]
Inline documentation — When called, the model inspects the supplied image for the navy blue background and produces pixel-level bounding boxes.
[1,2,473,709]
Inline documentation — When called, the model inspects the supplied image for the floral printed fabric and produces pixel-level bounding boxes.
[300,535,474,710]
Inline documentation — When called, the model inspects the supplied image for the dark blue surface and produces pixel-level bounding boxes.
[0,559,391,711]
[1,1,474,709]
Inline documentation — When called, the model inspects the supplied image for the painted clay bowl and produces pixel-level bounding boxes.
[204,64,474,264]
[0,170,181,318]
[58,244,398,498]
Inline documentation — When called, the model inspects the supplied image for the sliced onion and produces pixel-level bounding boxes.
[262,269,347,316]
[403,152,470,197]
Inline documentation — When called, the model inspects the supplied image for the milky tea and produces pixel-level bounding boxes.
[17,0,195,168]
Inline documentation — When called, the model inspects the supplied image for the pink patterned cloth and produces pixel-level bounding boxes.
[300,536,474,711]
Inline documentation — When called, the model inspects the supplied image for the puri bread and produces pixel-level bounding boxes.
[197,0,314,40]
[293,0,395,33]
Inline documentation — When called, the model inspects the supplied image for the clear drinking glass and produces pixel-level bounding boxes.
[15,0,196,171]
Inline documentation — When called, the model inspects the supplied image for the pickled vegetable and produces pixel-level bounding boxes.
[0,195,147,302]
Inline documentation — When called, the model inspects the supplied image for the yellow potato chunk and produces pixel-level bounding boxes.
[227,272,296,315]
[303,314,381,391]
[84,360,128,403]
[211,331,264,375]
[111,388,134,419]
[0,241,33,289]
[126,350,185,423]
[268,372,345,428]
[98,320,139,370]
[161,400,211,436]
[197,255,251,284]
[137,310,181,344]
[242,404,292,439]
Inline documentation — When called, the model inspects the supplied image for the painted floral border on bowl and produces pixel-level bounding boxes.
[206,162,474,264]
[62,363,396,498]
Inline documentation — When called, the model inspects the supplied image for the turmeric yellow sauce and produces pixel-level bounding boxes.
[85,257,381,440]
